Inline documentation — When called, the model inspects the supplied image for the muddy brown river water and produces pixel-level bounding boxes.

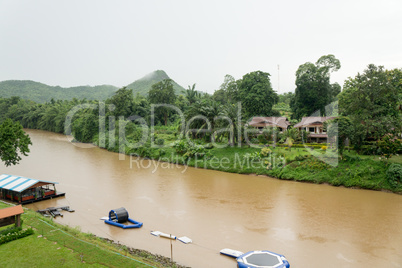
[2,130,402,267]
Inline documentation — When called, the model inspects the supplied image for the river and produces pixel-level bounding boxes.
[2,130,401,267]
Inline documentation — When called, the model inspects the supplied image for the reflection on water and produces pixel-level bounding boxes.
[2,130,402,268]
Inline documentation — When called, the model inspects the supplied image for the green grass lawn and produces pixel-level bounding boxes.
[0,202,178,268]
[353,152,402,164]
[1,234,93,267]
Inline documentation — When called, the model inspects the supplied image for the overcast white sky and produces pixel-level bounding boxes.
[0,0,401,94]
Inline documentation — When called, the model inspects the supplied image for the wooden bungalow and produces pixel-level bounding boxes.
[248,117,291,133]
[294,116,336,142]
[0,174,65,204]
[0,205,24,228]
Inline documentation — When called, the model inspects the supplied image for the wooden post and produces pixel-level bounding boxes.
[16,214,21,227]
[170,235,173,261]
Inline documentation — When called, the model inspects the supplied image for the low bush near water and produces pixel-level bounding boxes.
[386,163,402,188]
[298,158,330,170]
[173,139,210,159]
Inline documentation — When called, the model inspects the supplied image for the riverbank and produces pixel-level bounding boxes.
[21,128,402,194]
[98,137,402,194]
[0,201,189,268]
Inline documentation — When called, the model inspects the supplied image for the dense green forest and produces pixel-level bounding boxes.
[0,70,185,103]
[0,80,118,103]
[0,55,401,192]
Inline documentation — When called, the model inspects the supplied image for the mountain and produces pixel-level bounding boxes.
[0,80,118,103]
[0,70,185,103]
[126,70,185,96]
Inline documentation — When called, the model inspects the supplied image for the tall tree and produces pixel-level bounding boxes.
[72,111,99,143]
[238,71,279,118]
[212,88,227,105]
[278,92,295,105]
[148,79,177,125]
[106,87,134,118]
[213,74,239,105]
[291,54,341,119]
[326,116,352,159]
[0,119,32,166]
[339,65,402,150]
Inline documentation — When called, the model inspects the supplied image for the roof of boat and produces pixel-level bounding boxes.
[0,174,58,193]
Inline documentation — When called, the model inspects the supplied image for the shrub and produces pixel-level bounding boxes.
[386,163,402,188]
[138,146,151,158]
[157,149,166,158]
[278,143,324,149]
[343,154,361,162]
[321,145,327,151]
[174,140,210,159]
[0,226,21,236]
[0,228,34,245]
[299,158,330,170]
[183,145,210,159]
[155,138,165,146]
[173,140,188,155]
[294,155,308,162]
[264,155,286,169]
[243,152,261,161]
[250,138,259,144]
[260,147,272,157]
[204,143,214,149]
[274,156,286,168]
[377,134,402,159]
[360,144,378,155]
[257,134,269,144]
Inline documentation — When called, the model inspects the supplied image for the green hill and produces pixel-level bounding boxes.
[0,70,185,103]
[126,70,185,96]
[0,80,117,103]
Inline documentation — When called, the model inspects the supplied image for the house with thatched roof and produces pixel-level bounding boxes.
[294,116,336,142]
[247,117,291,133]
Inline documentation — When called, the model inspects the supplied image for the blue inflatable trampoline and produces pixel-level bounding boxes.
[237,250,290,268]
[104,207,143,229]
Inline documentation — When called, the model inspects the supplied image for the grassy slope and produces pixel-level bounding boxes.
[0,202,180,268]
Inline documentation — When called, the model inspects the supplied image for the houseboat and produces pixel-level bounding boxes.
[0,174,65,204]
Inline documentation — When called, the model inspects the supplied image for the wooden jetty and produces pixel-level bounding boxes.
[37,206,75,218]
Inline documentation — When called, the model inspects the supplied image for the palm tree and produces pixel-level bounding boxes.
[280,127,300,150]
[183,84,200,105]
[217,103,244,146]
[184,99,223,141]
